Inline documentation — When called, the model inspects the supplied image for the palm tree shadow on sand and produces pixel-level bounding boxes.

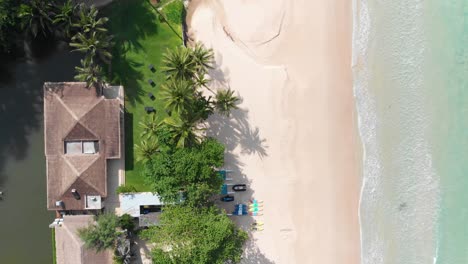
[206,108,268,159]
[207,108,273,264]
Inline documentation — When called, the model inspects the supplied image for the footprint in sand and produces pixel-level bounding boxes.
[280,228,293,241]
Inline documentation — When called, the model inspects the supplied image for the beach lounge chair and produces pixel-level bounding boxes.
[228,204,248,216]
[217,169,233,181]
[145,107,155,114]
[221,184,235,195]
[220,195,234,202]
[249,211,262,216]
[148,92,155,100]
[148,79,155,86]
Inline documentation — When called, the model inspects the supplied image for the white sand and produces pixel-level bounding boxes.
[188,0,361,263]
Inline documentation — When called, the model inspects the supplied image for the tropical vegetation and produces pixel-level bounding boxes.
[0,0,247,262]
[0,0,18,52]
[144,127,225,206]
[104,0,183,190]
[136,34,245,264]
[17,0,54,38]
[141,205,248,264]
[70,4,113,88]
[78,213,120,252]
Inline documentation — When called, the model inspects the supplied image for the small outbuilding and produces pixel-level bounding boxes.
[119,192,163,227]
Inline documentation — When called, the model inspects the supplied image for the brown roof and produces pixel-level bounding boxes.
[55,215,112,264]
[44,82,121,210]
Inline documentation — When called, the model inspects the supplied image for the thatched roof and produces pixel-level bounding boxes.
[44,82,121,210]
[55,215,112,264]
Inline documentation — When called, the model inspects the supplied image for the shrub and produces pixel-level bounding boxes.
[119,214,135,232]
[162,0,184,25]
[78,213,119,252]
[116,185,137,194]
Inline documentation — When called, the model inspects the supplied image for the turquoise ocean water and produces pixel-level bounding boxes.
[353,0,468,263]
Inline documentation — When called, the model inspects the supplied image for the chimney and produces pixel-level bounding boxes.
[71,189,81,200]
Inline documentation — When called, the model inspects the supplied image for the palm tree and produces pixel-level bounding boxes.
[74,57,104,89]
[136,140,159,162]
[159,78,195,115]
[73,4,108,34]
[193,71,211,89]
[161,116,204,148]
[161,46,197,80]
[52,0,76,38]
[192,42,214,74]
[214,89,239,116]
[18,0,54,38]
[70,31,113,64]
[139,114,159,139]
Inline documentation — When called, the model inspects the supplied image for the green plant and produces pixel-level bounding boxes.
[144,137,224,206]
[73,4,109,34]
[161,116,204,148]
[74,56,105,89]
[52,228,57,264]
[214,89,239,116]
[70,31,113,64]
[191,42,214,75]
[52,0,76,38]
[0,0,20,52]
[159,78,195,115]
[78,213,120,252]
[136,139,160,162]
[161,46,197,80]
[141,205,248,264]
[139,114,159,139]
[161,0,184,25]
[115,185,138,194]
[18,0,54,38]
[119,214,136,231]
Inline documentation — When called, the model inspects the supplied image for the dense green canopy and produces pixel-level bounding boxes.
[143,126,225,206]
[141,205,247,264]
[78,213,120,252]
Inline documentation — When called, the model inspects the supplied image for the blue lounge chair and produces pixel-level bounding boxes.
[217,169,233,181]
[221,184,234,195]
[229,204,248,216]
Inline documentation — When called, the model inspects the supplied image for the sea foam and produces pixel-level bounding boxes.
[352,0,441,263]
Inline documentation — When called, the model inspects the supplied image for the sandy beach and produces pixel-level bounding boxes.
[187,0,361,263]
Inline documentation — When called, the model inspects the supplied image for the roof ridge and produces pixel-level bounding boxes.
[62,222,83,247]
[77,96,104,120]
[60,156,80,197]
[54,94,79,121]
[80,156,106,196]
[62,155,104,197]
[76,98,105,140]
[70,154,101,175]
[63,121,100,142]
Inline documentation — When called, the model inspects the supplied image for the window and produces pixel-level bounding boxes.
[65,141,99,154]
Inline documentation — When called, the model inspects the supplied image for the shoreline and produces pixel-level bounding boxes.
[188,0,361,262]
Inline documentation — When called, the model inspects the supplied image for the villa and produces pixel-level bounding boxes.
[44,82,123,214]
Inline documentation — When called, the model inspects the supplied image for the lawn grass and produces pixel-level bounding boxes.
[104,0,183,191]
[52,228,56,264]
